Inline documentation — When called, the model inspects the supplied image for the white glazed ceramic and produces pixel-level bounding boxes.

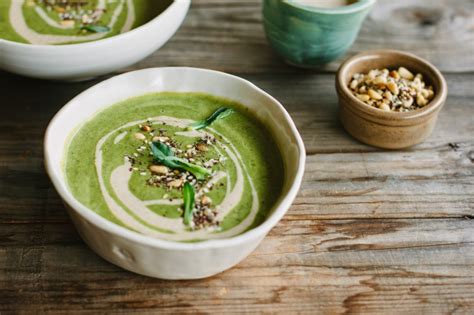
[0,0,190,81]
[44,67,306,279]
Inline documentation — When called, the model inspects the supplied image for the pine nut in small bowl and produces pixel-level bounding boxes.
[336,50,447,149]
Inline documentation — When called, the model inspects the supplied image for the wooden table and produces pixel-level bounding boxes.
[1,0,473,313]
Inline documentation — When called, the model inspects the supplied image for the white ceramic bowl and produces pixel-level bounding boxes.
[0,0,190,81]
[44,67,306,279]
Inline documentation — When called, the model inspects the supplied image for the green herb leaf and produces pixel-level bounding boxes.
[80,25,110,33]
[190,107,234,130]
[150,142,211,180]
[172,159,211,180]
[182,182,195,226]
[151,141,175,161]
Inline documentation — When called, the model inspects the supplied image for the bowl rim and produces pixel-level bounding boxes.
[0,0,190,49]
[283,0,376,14]
[336,49,448,121]
[44,67,306,251]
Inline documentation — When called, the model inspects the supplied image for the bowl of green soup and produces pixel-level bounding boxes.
[0,0,190,80]
[44,67,306,279]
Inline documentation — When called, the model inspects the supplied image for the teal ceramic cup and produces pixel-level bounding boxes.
[263,0,376,67]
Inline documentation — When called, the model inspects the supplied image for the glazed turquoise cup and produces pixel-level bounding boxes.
[263,0,376,67]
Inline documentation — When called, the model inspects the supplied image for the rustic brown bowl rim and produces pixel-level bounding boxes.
[336,49,447,122]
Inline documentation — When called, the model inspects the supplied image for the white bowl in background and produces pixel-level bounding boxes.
[44,67,306,279]
[0,0,190,81]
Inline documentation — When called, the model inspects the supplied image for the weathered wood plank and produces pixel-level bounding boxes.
[0,219,473,313]
[0,0,473,313]
[1,72,472,156]
[246,72,474,152]
[124,0,474,73]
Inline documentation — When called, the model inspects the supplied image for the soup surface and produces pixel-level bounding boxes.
[65,92,284,242]
[0,0,172,45]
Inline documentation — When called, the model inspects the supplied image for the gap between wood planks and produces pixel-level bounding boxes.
[281,215,474,221]
[1,216,472,225]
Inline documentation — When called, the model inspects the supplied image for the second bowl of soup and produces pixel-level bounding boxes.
[0,0,190,80]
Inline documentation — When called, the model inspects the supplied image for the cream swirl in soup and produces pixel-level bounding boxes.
[0,0,172,45]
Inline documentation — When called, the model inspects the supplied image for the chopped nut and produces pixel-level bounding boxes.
[349,79,359,90]
[60,20,75,27]
[357,94,370,102]
[398,67,414,80]
[386,81,399,95]
[201,196,212,206]
[368,89,383,100]
[367,70,377,80]
[141,125,152,132]
[197,143,209,152]
[402,96,414,108]
[427,89,434,99]
[168,179,183,188]
[389,70,400,80]
[373,76,387,87]
[416,94,428,107]
[412,77,423,91]
[54,6,65,13]
[422,88,434,100]
[379,103,391,111]
[149,165,168,175]
[134,133,146,140]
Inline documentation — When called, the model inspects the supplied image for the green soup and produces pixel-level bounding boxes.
[0,0,172,45]
[65,92,284,242]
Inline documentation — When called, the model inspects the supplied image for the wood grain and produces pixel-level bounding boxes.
[1,0,474,313]
[126,0,474,73]
[1,219,473,313]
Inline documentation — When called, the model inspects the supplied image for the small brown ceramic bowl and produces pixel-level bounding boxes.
[336,50,447,149]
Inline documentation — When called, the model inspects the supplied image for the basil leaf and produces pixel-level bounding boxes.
[173,159,211,181]
[150,142,211,180]
[81,25,110,33]
[151,141,175,159]
[182,182,195,226]
[190,107,234,130]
